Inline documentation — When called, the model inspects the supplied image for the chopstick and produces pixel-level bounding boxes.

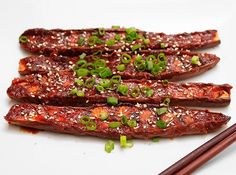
[159,123,236,175]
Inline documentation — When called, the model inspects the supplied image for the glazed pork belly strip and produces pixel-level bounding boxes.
[19,28,220,56]
[4,103,230,139]
[19,50,220,81]
[7,72,232,107]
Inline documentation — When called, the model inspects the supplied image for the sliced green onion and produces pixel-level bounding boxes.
[151,64,162,75]
[98,67,112,78]
[144,38,150,45]
[86,121,97,131]
[76,90,85,97]
[76,59,87,68]
[106,39,116,46]
[115,34,121,41]
[121,115,128,125]
[98,28,105,36]
[162,98,170,106]
[125,27,139,43]
[112,25,120,28]
[105,140,115,153]
[77,37,85,46]
[70,88,78,95]
[80,116,91,125]
[109,121,121,128]
[142,87,154,97]
[156,120,167,129]
[191,56,201,65]
[85,78,95,88]
[130,86,140,98]
[75,79,84,86]
[90,69,98,75]
[99,79,111,88]
[76,68,89,77]
[88,35,103,46]
[19,35,28,43]
[86,63,95,70]
[96,85,105,92]
[134,56,146,71]
[107,96,118,105]
[127,119,137,128]
[152,137,160,142]
[120,135,127,148]
[146,60,154,71]
[131,44,142,52]
[121,53,132,64]
[162,79,169,86]
[156,107,168,115]
[160,43,166,49]
[158,53,167,62]
[111,75,121,84]
[99,111,108,120]
[94,59,106,69]
[116,64,126,71]
[93,50,103,56]
[146,54,156,61]
[79,53,86,59]
[118,84,129,96]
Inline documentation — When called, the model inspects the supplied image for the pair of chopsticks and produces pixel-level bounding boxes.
[160,123,236,175]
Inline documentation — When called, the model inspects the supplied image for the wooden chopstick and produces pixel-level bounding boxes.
[159,123,236,175]
[176,131,236,174]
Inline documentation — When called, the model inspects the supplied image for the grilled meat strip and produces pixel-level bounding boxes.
[7,72,232,107]
[19,50,220,81]
[4,103,230,139]
[19,28,220,56]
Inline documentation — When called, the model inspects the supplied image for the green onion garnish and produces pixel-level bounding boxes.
[156,120,167,129]
[75,79,84,86]
[107,96,118,105]
[105,140,115,153]
[99,111,108,120]
[162,79,169,86]
[112,25,120,28]
[106,39,116,46]
[156,107,168,115]
[79,53,86,59]
[88,36,103,46]
[76,59,87,68]
[86,121,97,131]
[85,77,95,88]
[76,68,89,77]
[152,137,160,142]
[77,37,85,46]
[130,86,140,98]
[134,56,146,71]
[70,88,78,95]
[99,79,111,88]
[76,90,85,97]
[127,119,137,128]
[92,50,103,56]
[146,60,154,71]
[19,35,28,43]
[162,98,170,106]
[142,87,154,97]
[111,75,121,84]
[158,53,167,62]
[191,56,201,65]
[115,34,121,41]
[94,59,106,69]
[96,85,105,92]
[109,121,121,128]
[121,53,132,64]
[160,43,166,49]
[125,27,139,43]
[144,38,150,45]
[118,84,129,96]
[98,67,112,78]
[151,64,162,75]
[120,135,127,148]
[98,28,105,36]
[80,116,91,125]
[116,64,126,71]
[131,44,142,52]
[121,115,128,125]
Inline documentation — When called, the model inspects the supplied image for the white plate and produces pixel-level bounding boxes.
[0,0,235,174]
